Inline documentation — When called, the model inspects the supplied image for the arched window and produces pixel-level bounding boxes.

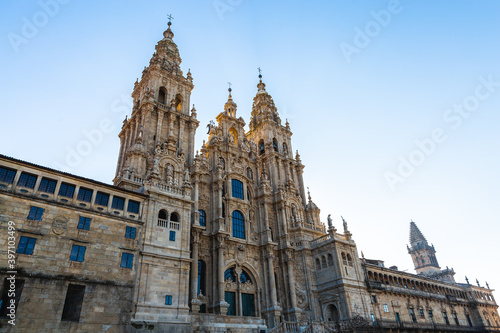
[258,139,265,155]
[347,253,353,267]
[158,88,166,104]
[341,252,347,265]
[158,210,168,220]
[328,253,334,266]
[322,256,327,268]
[199,209,206,226]
[175,94,182,112]
[240,270,252,284]
[198,260,206,295]
[316,258,321,270]
[273,138,278,152]
[231,179,244,199]
[170,212,180,222]
[232,210,245,239]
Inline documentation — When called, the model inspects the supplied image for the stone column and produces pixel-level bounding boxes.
[285,249,301,321]
[190,229,202,312]
[215,234,229,315]
[155,109,163,145]
[265,246,282,327]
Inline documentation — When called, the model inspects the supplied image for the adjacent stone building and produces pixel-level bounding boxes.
[0,20,498,332]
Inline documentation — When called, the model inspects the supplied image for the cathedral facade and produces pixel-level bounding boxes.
[0,21,498,333]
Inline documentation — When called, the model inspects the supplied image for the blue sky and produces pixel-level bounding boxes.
[1,1,499,293]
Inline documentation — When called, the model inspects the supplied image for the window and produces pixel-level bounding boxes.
[38,177,57,193]
[199,209,206,226]
[327,253,334,266]
[17,172,37,189]
[316,258,321,270]
[443,312,450,325]
[170,212,179,222]
[395,312,401,326]
[165,295,172,305]
[0,278,24,318]
[16,236,36,255]
[70,245,86,262]
[58,182,75,198]
[61,284,85,322]
[27,206,44,221]
[466,314,473,327]
[258,140,265,155]
[453,313,459,326]
[158,88,166,104]
[77,216,91,230]
[169,230,176,241]
[0,166,16,184]
[242,293,255,317]
[240,270,252,284]
[371,313,376,326]
[127,200,140,214]
[120,253,134,268]
[322,256,327,268]
[225,291,236,316]
[383,304,389,313]
[198,260,206,295]
[125,226,136,239]
[77,187,93,202]
[94,191,109,206]
[111,196,125,210]
[273,138,278,152]
[224,268,236,282]
[371,295,377,303]
[409,308,417,323]
[231,179,244,199]
[429,310,434,325]
[232,210,245,239]
[419,308,425,317]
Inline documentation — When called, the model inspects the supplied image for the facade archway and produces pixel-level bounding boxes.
[326,304,339,322]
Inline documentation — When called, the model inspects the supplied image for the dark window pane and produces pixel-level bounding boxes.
[16,236,36,255]
[225,291,236,316]
[27,206,44,221]
[127,200,140,214]
[39,177,57,194]
[58,183,75,198]
[242,293,255,317]
[61,284,85,322]
[77,187,93,202]
[165,295,172,305]
[232,210,245,239]
[77,216,91,230]
[0,167,16,184]
[70,245,86,262]
[199,210,206,226]
[94,192,109,206]
[112,197,125,210]
[231,179,244,199]
[120,253,133,268]
[169,231,175,241]
[125,226,136,239]
[18,172,37,189]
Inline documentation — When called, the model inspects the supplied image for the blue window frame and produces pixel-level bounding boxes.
[111,196,125,210]
[94,191,109,206]
[0,167,16,184]
[77,216,91,230]
[18,172,37,189]
[240,270,252,284]
[127,200,140,214]
[231,179,244,199]
[125,226,136,239]
[16,236,36,255]
[70,245,86,262]
[199,209,206,226]
[58,182,75,198]
[77,187,93,202]
[232,210,245,239]
[120,253,134,268]
[38,177,57,194]
[27,206,44,221]
[224,267,236,282]
[165,295,172,305]
[169,230,176,241]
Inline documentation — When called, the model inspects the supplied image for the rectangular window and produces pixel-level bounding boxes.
[165,295,172,305]
[409,308,417,323]
[371,313,376,326]
[58,182,76,198]
[16,236,36,255]
[125,226,136,239]
[169,230,176,241]
[77,187,93,202]
[429,310,434,325]
[127,200,140,214]
[371,295,377,303]
[94,191,109,206]
[70,245,86,262]
[383,304,389,313]
[419,308,425,317]
[395,312,401,326]
[17,172,37,189]
[27,206,44,221]
[231,179,244,199]
[61,284,85,322]
[111,196,125,210]
[453,313,459,326]
[225,291,236,315]
[38,177,57,194]
[0,278,24,318]
[466,314,473,327]
[77,216,91,230]
[0,166,16,184]
[443,312,450,325]
[120,253,134,268]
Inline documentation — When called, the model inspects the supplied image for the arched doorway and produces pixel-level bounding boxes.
[224,266,257,317]
[326,304,339,322]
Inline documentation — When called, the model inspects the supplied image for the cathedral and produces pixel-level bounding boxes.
[0,20,498,333]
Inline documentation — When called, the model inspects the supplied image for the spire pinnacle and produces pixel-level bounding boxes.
[409,221,427,245]
[307,187,311,202]
[163,14,174,40]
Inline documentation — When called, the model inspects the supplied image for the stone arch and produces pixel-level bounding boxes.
[325,304,340,322]
[158,87,167,104]
[175,93,183,112]
[229,127,238,145]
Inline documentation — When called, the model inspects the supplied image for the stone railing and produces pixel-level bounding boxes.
[169,221,180,230]
[157,218,168,228]
[157,218,180,230]
[267,321,300,333]
[290,221,325,233]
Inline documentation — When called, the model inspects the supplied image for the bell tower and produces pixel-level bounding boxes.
[114,19,198,190]
[407,221,440,274]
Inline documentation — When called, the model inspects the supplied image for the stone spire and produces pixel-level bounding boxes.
[249,72,281,131]
[224,84,237,117]
[409,220,427,246]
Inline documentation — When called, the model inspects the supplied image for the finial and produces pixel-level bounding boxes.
[486,281,490,289]
[227,82,232,94]
[476,279,480,287]
[257,67,262,79]
[361,251,365,258]
[307,187,311,202]
[465,276,470,285]
[167,14,174,25]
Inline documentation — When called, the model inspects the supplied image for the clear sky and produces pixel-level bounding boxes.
[1,1,499,293]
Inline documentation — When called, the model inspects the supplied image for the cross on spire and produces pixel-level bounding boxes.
[227,82,232,90]
[257,67,262,77]
[167,14,174,24]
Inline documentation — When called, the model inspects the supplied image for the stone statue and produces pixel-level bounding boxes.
[342,216,349,233]
[152,155,160,175]
[327,214,332,228]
